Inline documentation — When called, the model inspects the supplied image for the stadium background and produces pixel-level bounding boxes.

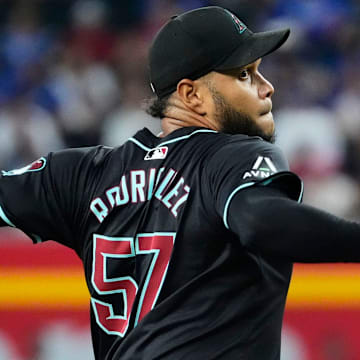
[1,0,360,359]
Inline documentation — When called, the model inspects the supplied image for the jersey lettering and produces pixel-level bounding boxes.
[162,177,184,208]
[106,176,129,207]
[171,185,190,217]
[90,168,190,222]
[90,198,109,223]
[130,170,146,203]
[91,233,176,337]
[91,236,138,336]
[154,169,177,201]
[147,168,156,200]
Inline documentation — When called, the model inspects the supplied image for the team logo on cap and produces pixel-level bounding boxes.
[225,10,246,34]
[1,157,47,177]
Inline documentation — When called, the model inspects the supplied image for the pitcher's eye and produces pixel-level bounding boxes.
[238,69,250,80]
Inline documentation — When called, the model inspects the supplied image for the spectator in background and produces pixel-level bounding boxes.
[102,19,161,145]
[1,2,360,359]
[258,0,360,220]
[102,80,161,146]
[48,0,120,147]
[0,80,64,170]
[274,104,360,219]
[66,0,116,62]
[335,59,360,182]
[1,0,360,211]
[0,1,64,170]
[1,1,53,73]
[0,0,56,113]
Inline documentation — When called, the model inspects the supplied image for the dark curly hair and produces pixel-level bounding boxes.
[143,94,171,119]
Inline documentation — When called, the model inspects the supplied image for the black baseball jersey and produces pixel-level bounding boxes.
[0,126,302,359]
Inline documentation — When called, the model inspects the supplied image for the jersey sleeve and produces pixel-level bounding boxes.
[205,137,303,229]
[0,146,109,250]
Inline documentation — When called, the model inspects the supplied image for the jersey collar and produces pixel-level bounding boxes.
[132,126,216,149]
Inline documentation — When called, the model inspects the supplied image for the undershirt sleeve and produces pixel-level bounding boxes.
[227,186,360,263]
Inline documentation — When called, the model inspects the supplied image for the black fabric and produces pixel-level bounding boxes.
[0,146,112,253]
[215,29,290,71]
[205,139,302,221]
[0,127,301,360]
[228,186,360,263]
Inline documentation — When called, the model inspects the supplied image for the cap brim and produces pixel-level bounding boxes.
[215,28,290,70]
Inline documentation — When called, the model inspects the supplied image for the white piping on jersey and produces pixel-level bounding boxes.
[158,129,217,146]
[223,173,304,230]
[0,204,16,227]
[298,180,304,203]
[128,129,217,151]
[128,138,152,152]
[223,182,255,229]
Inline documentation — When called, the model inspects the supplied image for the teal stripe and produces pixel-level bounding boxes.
[223,182,255,229]
[129,129,217,151]
[223,174,304,229]
[31,233,43,244]
[0,205,15,227]
[159,129,217,146]
[298,180,304,203]
[128,138,152,152]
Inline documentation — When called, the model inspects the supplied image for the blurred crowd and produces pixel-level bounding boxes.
[1,0,360,219]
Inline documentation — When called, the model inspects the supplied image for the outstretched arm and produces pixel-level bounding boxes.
[228,186,360,263]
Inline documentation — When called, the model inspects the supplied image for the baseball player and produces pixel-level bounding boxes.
[1,6,359,360]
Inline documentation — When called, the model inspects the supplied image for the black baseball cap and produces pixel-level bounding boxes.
[149,6,290,99]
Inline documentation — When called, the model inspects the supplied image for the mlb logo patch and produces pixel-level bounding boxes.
[144,146,168,160]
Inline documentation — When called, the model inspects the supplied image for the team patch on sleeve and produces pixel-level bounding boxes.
[1,157,47,177]
[242,156,277,180]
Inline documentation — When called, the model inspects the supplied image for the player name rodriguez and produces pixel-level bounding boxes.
[90,167,190,222]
